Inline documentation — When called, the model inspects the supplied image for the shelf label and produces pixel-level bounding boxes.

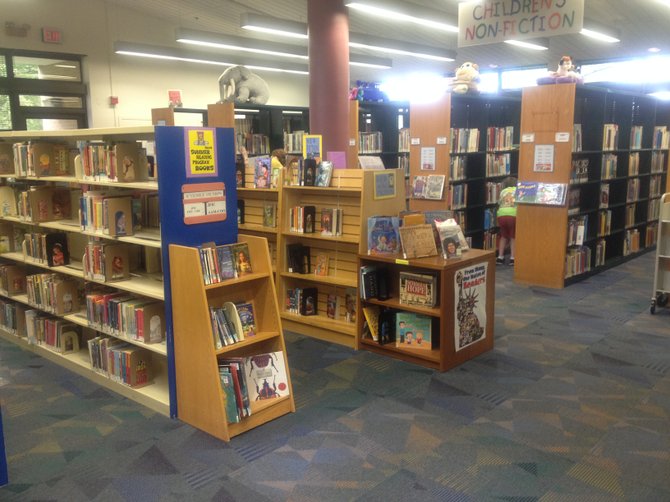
[436,136,447,145]
[184,127,218,178]
[521,133,535,143]
[349,138,356,146]
[395,258,409,265]
[411,138,420,145]
[555,132,570,142]
[182,182,227,225]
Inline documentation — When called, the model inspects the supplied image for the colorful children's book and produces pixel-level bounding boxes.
[230,242,252,276]
[245,351,290,401]
[254,156,272,188]
[367,216,400,255]
[315,161,333,187]
[235,301,256,338]
[395,312,432,350]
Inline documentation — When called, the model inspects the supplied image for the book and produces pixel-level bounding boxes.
[219,368,241,423]
[254,156,272,188]
[230,242,252,276]
[237,199,245,225]
[302,157,317,186]
[358,156,385,170]
[235,301,256,338]
[434,218,469,252]
[302,134,322,161]
[302,205,316,233]
[136,301,165,344]
[424,175,446,200]
[599,183,610,209]
[367,216,400,255]
[362,305,381,342]
[395,312,432,350]
[315,160,333,187]
[223,301,245,341]
[326,293,338,319]
[245,351,290,401]
[321,208,334,236]
[399,271,437,307]
[300,287,318,315]
[235,155,245,188]
[412,175,427,198]
[45,232,69,267]
[104,196,133,237]
[398,224,438,259]
[286,243,310,274]
[345,288,357,323]
[0,143,13,174]
[263,202,276,228]
[0,186,17,216]
[314,253,329,276]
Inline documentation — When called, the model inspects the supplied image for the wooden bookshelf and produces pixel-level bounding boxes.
[169,234,294,441]
[276,168,406,348]
[356,248,495,371]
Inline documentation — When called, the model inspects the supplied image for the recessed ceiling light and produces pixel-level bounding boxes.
[649,47,662,53]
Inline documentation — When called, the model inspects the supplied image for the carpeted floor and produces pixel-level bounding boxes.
[1,252,669,501]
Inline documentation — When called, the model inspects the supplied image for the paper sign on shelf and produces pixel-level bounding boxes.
[182,182,227,225]
[555,132,570,142]
[522,133,535,143]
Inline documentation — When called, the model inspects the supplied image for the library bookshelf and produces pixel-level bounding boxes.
[169,234,294,441]
[356,248,495,371]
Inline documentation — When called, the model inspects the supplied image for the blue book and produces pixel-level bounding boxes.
[216,244,236,280]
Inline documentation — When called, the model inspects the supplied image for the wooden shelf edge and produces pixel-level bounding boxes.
[215,331,280,354]
[203,271,271,290]
[227,396,294,439]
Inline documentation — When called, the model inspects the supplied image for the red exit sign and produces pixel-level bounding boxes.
[41,27,62,44]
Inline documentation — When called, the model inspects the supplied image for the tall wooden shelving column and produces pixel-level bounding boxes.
[408,94,452,212]
[514,84,574,288]
[276,168,406,348]
[169,234,294,441]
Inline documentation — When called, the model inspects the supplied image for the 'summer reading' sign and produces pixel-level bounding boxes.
[185,127,217,177]
[458,0,584,48]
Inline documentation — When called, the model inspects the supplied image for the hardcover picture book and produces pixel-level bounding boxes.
[399,271,437,307]
[230,242,253,276]
[235,155,245,188]
[245,351,290,401]
[315,161,333,187]
[300,287,318,316]
[302,134,322,161]
[395,312,433,350]
[45,232,70,267]
[326,293,339,319]
[398,224,438,259]
[367,216,400,255]
[254,156,272,189]
[314,253,329,276]
[301,158,317,186]
[263,202,277,228]
[235,301,256,338]
[104,196,133,237]
[424,175,446,200]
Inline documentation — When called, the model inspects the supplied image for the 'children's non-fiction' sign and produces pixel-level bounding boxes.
[458,0,584,47]
[182,182,227,225]
[185,127,217,177]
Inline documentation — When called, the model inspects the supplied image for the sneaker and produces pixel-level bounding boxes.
[509,257,515,265]
[496,257,504,265]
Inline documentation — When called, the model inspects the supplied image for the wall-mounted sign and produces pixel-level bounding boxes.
[458,0,584,47]
[533,144,555,172]
[182,182,227,225]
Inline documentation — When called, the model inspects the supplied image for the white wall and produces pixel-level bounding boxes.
[0,0,309,127]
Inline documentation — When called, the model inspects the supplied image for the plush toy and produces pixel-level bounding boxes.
[349,80,388,102]
[218,65,270,105]
[537,55,583,85]
[451,62,480,94]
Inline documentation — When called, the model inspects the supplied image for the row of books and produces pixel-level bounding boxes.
[568,215,587,246]
[603,123,619,151]
[598,210,612,237]
[449,184,468,209]
[7,141,71,178]
[237,200,277,228]
[570,157,589,184]
[0,264,26,296]
[285,158,333,187]
[218,352,290,424]
[629,152,640,175]
[198,241,253,285]
[86,292,165,344]
[361,305,434,350]
[15,185,74,223]
[22,231,70,267]
[601,153,618,179]
[650,174,664,198]
[284,130,306,154]
[565,246,591,279]
[627,178,640,203]
[88,335,153,388]
[358,131,383,153]
[26,272,79,316]
[77,140,152,182]
[485,153,512,177]
[486,126,515,151]
[450,156,466,181]
[646,222,658,247]
[288,205,316,233]
[0,298,27,337]
[623,228,641,255]
[653,125,669,150]
[625,204,636,228]
[451,128,480,153]
[25,310,80,354]
[651,151,666,173]
[630,125,644,150]
[285,287,317,316]
[595,239,606,267]
[398,128,410,152]
[485,181,503,205]
[238,133,270,157]
[79,191,159,236]
[83,241,130,282]
[210,301,256,349]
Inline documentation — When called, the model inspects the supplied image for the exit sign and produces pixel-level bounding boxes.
[42,27,62,44]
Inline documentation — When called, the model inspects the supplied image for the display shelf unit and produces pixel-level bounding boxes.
[348,100,409,169]
[169,234,294,441]
[515,84,670,289]
[0,125,170,415]
[408,93,520,250]
[276,168,406,348]
[651,193,670,313]
[356,248,495,371]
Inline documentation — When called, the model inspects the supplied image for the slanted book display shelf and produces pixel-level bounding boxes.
[515,83,670,288]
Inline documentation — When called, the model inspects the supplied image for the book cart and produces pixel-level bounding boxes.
[169,234,294,441]
[651,192,670,314]
[515,83,670,288]
[356,249,495,371]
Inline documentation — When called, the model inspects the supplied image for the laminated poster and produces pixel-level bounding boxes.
[454,263,487,351]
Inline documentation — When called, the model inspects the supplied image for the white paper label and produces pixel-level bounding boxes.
[555,132,570,142]
[437,136,447,145]
[522,133,535,143]
[411,138,421,145]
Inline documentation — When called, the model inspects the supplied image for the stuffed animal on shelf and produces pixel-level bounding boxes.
[537,55,584,85]
[450,62,480,94]
[218,65,270,105]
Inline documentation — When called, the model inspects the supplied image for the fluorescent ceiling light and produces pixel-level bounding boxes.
[650,91,670,100]
[176,28,391,69]
[54,64,77,68]
[349,33,456,61]
[346,1,459,33]
[240,12,308,39]
[649,47,662,53]
[580,19,620,43]
[114,41,309,75]
[504,39,549,51]
[580,28,620,43]
[177,28,308,60]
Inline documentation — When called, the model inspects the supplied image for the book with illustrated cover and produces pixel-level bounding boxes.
[216,244,237,280]
[362,305,381,342]
[398,224,438,259]
[0,186,17,217]
[114,142,147,182]
[315,161,333,187]
[302,205,316,233]
[219,368,240,423]
[321,208,333,236]
[263,202,276,228]
[0,143,13,174]
[230,242,252,276]
[104,196,133,237]
[302,158,317,186]
[302,134,322,161]
[300,287,318,316]
[412,175,427,198]
[45,232,70,267]
[314,253,329,276]
[345,288,357,323]
[424,175,446,200]
[245,351,290,401]
[599,183,610,209]
[237,199,245,225]
[286,243,310,274]
[235,301,256,338]
[399,271,437,307]
[235,155,245,188]
[395,312,433,350]
[367,216,400,255]
[223,302,244,341]
[326,293,339,319]
[254,156,272,188]
[435,220,467,258]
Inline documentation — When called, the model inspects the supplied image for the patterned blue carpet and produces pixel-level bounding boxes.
[1,252,670,501]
